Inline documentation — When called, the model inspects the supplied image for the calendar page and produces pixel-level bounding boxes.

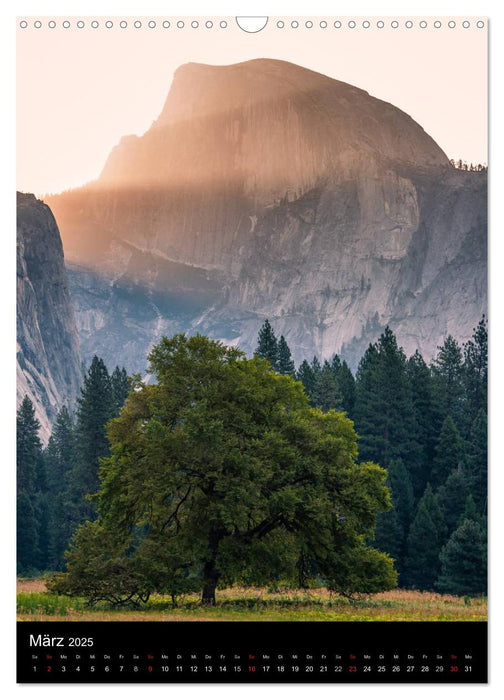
[16,15,488,683]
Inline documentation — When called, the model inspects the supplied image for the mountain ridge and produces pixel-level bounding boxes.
[17,192,82,441]
[44,58,485,373]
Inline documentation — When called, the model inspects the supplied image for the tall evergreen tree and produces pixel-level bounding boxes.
[17,396,43,492]
[407,350,438,493]
[404,484,445,590]
[436,519,487,596]
[43,406,76,569]
[431,335,465,426]
[330,354,341,374]
[354,328,420,471]
[312,360,342,412]
[296,360,316,401]
[17,396,47,573]
[463,316,488,418]
[437,469,471,535]
[44,406,75,494]
[353,342,381,449]
[335,360,356,418]
[110,366,131,414]
[373,502,401,563]
[310,356,322,378]
[465,408,487,514]
[255,319,278,370]
[462,494,481,526]
[431,416,464,489]
[276,336,295,376]
[374,459,414,576]
[70,356,115,521]
[17,492,38,574]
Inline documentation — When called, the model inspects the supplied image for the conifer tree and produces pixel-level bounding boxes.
[296,360,316,401]
[431,416,464,489]
[335,360,356,418]
[373,503,401,563]
[17,396,43,492]
[437,469,470,535]
[276,336,295,376]
[310,356,322,378]
[71,356,115,521]
[463,316,487,418]
[465,409,487,513]
[17,396,46,573]
[431,335,465,426]
[404,484,445,590]
[330,354,341,374]
[354,328,420,471]
[17,492,38,574]
[110,366,131,414]
[436,519,487,596]
[44,406,76,569]
[312,361,342,412]
[374,459,414,576]
[44,406,75,494]
[255,319,278,370]
[407,350,438,493]
[462,494,481,525]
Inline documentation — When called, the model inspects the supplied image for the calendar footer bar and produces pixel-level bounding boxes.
[17,620,487,683]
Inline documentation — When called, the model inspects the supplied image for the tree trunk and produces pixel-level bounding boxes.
[201,579,217,606]
[201,528,222,606]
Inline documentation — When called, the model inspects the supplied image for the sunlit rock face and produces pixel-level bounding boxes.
[17,193,82,441]
[46,59,486,371]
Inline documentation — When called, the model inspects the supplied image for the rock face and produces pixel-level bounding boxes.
[17,193,82,441]
[46,59,487,371]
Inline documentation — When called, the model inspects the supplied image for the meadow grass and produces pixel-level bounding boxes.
[16,579,487,622]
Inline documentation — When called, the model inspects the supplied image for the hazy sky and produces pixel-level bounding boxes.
[17,16,487,195]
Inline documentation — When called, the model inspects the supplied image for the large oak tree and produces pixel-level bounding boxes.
[51,334,396,606]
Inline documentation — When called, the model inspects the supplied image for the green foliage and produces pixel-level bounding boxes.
[404,485,445,590]
[255,319,278,370]
[312,360,342,412]
[17,492,38,574]
[111,366,131,414]
[322,542,398,598]
[373,459,414,576]
[335,359,356,418]
[276,335,295,376]
[354,328,420,471]
[437,469,470,535]
[466,409,487,513]
[17,396,48,574]
[431,335,464,427]
[17,396,42,492]
[20,316,487,599]
[70,356,116,521]
[44,406,75,494]
[431,416,464,489]
[436,519,487,596]
[55,334,395,606]
[296,360,316,399]
[17,592,86,615]
[463,316,487,418]
[407,350,438,494]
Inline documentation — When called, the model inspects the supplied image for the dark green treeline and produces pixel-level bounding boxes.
[17,359,130,575]
[18,319,487,596]
[255,318,487,596]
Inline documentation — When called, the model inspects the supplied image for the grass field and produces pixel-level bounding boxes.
[16,579,487,622]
